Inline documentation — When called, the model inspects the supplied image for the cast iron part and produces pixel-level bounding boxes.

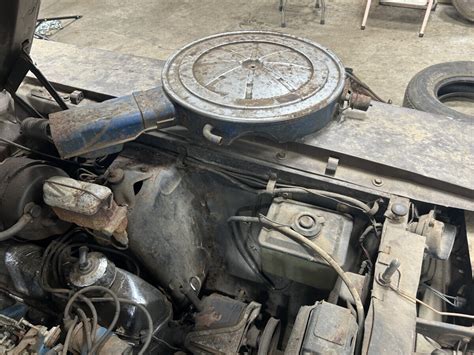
[285,301,358,355]
[163,31,346,144]
[185,294,268,354]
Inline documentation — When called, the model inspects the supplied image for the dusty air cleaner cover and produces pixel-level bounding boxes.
[162,31,345,144]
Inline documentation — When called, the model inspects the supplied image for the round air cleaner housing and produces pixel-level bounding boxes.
[162,31,345,144]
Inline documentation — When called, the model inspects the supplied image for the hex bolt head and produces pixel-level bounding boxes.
[391,203,408,217]
[372,178,383,186]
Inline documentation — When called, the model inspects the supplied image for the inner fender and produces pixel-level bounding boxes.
[117,160,210,300]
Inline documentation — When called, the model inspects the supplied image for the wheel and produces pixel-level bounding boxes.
[403,61,474,120]
[453,0,474,22]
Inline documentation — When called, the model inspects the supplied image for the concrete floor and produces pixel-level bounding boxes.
[38,0,473,105]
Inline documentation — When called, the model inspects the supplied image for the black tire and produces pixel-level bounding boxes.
[403,61,474,120]
[453,0,474,22]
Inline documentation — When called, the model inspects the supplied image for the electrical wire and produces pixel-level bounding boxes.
[227,214,365,352]
[423,283,460,308]
[228,218,278,289]
[89,297,154,355]
[152,336,181,351]
[0,137,78,165]
[385,284,474,320]
[38,229,154,354]
[62,315,78,355]
[358,223,383,270]
[75,308,92,352]
[65,286,120,354]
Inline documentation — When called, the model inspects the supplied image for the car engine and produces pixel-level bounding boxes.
[0,3,472,354]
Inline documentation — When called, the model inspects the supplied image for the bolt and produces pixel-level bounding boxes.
[107,168,124,184]
[380,259,400,285]
[140,166,149,172]
[78,246,90,272]
[372,178,383,186]
[25,203,42,218]
[276,151,286,160]
[391,203,408,217]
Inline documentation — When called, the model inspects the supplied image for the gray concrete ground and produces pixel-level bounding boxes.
[38,0,473,105]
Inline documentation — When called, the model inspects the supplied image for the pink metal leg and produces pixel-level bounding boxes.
[361,0,372,30]
[419,0,434,37]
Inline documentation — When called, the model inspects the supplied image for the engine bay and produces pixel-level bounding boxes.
[0,9,473,354]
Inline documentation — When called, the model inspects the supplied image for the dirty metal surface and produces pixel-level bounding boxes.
[28,40,165,98]
[362,222,426,354]
[43,176,128,242]
[301,302,357,354]
[43,176,112,215]
[186,296,261,354]
[465,211,474,280]
[163,31,345,123]
[28,40,474,209]
[307,102,474,193]
[161,31,345,144]
[48,86,175,158]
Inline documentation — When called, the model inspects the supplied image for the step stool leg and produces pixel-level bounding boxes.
[320,0,326,24]
[280,0,286,27]
[419,0,434,37]
[361,0,372,30]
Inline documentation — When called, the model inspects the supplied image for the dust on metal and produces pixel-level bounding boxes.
[162,31,345,124]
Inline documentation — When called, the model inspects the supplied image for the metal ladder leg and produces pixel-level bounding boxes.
[419,0,434,37]
[361,0,372,30]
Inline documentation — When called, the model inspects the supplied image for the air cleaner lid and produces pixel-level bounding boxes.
[162,31,345,124]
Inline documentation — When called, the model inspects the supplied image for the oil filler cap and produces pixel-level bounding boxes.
[162,31,346,144]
